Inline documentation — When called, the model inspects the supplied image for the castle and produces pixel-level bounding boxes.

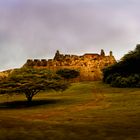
[23,49,116,81]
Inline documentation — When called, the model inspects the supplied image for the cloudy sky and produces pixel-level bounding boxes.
[0,0,140,71]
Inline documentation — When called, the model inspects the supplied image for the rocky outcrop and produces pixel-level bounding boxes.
[23,50,116,81]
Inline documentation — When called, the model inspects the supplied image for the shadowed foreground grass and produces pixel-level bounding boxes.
[0,81,140,140]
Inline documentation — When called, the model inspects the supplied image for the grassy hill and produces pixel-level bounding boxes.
[0,81,140,140]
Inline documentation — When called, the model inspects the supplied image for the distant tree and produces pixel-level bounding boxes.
[0,68,69,103]
[56,69,80,81]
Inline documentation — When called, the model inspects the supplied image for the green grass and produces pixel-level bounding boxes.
[0,81,140,140]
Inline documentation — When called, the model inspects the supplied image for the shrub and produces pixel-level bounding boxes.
[56,69,80,80]
[110,74,140,88]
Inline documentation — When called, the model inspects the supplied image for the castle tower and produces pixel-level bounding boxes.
[100,49,105,56]
[54,50,60,60]
[110,51,113,57]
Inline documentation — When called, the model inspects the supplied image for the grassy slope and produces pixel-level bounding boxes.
[0,81,140,140]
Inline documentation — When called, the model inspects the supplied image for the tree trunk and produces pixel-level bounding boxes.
[25,90,33,104]
[24,89,40,104]
[27,96,32,103]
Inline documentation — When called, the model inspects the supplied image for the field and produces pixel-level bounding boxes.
[0,81,140,140]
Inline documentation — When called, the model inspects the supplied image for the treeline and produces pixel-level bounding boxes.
[103,44,140,87]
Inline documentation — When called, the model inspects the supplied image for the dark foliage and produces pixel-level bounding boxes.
[103,44,140,87]
[56,68,80,80]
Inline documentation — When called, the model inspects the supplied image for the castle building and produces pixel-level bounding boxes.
[83,54,99,59]
[23,49,116,81]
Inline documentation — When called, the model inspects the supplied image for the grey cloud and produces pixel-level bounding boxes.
[0,0,140,70]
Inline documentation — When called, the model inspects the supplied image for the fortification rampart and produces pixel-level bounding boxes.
[23,50,116,81]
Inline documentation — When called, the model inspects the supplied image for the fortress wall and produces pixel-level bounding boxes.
[23,50,116,81]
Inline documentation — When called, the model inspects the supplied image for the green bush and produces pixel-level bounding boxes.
[56,69,80,80]
[111,76,130,87]
[105,73,120,84]
[110,74,140,88]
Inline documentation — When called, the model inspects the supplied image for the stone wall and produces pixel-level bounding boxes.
[23,50,116,81]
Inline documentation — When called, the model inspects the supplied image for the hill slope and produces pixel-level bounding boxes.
[0,81,140,140]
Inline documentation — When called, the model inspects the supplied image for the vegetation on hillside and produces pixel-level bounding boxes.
[56,68,80,81]
[103,44,140,87]
[0,68,69,102]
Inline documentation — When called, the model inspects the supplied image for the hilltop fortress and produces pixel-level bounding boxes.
[23,49,116,81]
